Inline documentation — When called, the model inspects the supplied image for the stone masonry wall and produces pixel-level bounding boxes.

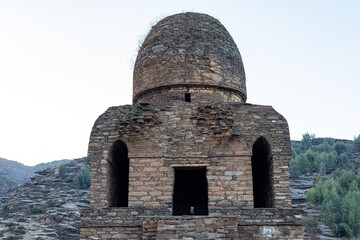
[87,101,292,210]
[133,12,247,103]
[136,85,243,104]
[80,208,303,239]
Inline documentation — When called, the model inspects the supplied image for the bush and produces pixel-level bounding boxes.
[76,168,91,189]
[334,142,348,156]
[334,153,349,170]
[47,199,59,207]
[319,138,334,153]
[289,158,301,178]
[292,148,300,159]
[354,134,360,152]
[30,205,42,214]
[307,170,360,238]
[64,174,75,183]
[303,216,319,236]
[301,133,315,151]
[58,165,66,179]
[305,150,318,172]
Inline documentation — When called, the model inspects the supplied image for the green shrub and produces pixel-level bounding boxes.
[192,32,203,39]
[335,153,349,170]
[303,216,319,236]
[305,150,318,172]
[76,168,91,189]
[319,162,326,175]
[58,165,66,179]
[30,205,42,214]
[47,199,59,207]
[354,134,360,152]
[307,170,360,238]
[319,138,334,153]
[64,174,75,183]
[334,142,348,156]
[301,132,315,150]
[291,148,299,159]
[289,158,301,178]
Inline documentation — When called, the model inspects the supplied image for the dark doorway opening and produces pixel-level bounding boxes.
[185,93,191,102]
[251,137,273,208]
[173,167,208,215]
[108,139,129,207]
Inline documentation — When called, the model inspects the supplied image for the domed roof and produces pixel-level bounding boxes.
[133,12,247,103]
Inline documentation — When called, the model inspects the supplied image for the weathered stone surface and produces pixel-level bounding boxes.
[0,158,89,239]
[133,12,246,104]
[80,12,303,240]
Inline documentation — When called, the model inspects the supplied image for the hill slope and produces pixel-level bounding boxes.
[0,157,34,184]
[0,157,73,199]
[0,157,89,239]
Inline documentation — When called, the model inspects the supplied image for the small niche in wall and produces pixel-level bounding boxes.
[185,93,191,102]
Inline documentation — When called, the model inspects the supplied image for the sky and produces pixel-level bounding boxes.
[0,0,359,166]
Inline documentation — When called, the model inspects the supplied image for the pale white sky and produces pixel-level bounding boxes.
[0,0,359,166]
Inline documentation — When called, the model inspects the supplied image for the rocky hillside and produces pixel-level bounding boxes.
[290,138,360,240]
[0,138,358,239]
[0,158,34,184]
[0,157,72,199]
[0,158,89,239]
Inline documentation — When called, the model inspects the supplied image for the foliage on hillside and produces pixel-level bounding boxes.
[354,134,360,153]
[0,157,77,199]
[290,134,352,178]
[307,170,360,238]
[0,157,73,187]
[290,133,360,238]
[31,159,72,172]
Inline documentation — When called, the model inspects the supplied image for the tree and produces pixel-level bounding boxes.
[58,165,66,179]
[307,170,360,238]
[334,142,347,155]
[305,150,318,172]
[290,159,301,178]
[301,132,315,151]
[354,134,360,152]
[334,153,349,170]
[76,167,91,189]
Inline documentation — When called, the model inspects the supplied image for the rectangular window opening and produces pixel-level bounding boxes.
[173,167,208,216]
[185,93,191,102]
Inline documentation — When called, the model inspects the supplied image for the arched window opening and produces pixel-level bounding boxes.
[108,139,129,207]
[251,137,273,208]
[173,167,208,216]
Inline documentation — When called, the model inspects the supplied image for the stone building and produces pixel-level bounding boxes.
[80,12,303,239]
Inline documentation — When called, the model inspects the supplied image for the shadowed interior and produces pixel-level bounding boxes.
[108,140,129,207]
[173,167,208,215]
[251,137,274,208]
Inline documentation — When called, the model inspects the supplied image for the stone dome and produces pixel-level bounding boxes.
[133,12,247,103]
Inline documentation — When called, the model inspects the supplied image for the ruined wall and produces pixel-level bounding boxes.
[136,86,243,103]
[133,12,247,103]
[82,10,302,240]
[80,208,303,239]
[87,101,292,210]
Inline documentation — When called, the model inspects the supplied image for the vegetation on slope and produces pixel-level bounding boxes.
[290,133,360,238]
[307,170,360,238]
[31,159,72,172]
[0,157,74,198]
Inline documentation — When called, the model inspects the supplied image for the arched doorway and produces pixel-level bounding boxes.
[251,137,273,208]
[108,139,129,207]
